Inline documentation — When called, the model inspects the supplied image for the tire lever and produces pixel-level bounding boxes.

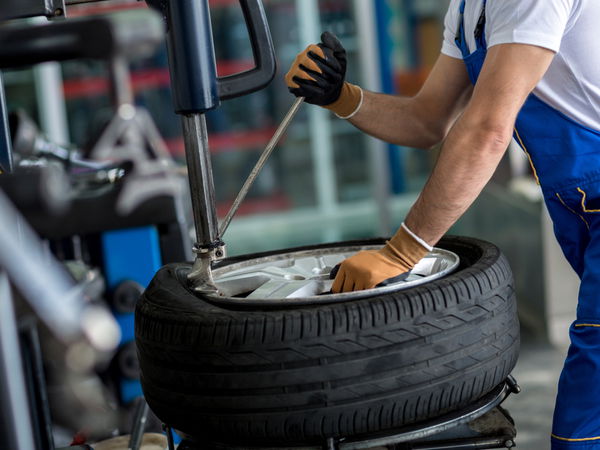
[218,97,304,238]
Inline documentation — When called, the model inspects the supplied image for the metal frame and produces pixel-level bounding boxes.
[169,377,520,450]
[295,0,339,245]
[0,0,65,20]
[0,272,37,450]
[353,0,393,235]
[0,188,121,449]
[19,318,55,450]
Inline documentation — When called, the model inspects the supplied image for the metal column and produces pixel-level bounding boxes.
[148,0,275,291]
[0,272,36,450]
[354,0,393,236]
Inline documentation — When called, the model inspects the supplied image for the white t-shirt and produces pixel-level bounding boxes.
[441,0,600,132]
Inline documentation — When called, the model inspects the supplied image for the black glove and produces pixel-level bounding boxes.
[285,31,347,106]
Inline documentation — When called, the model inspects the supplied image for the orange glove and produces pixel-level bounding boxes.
[332,224,432,293]
[285,31,363,118]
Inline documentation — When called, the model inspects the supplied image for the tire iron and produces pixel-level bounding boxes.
[218,97,304,238]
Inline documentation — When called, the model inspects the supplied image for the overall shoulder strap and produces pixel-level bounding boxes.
[474,0,488,50]
[455,0,471,58]
[455,0,488,57]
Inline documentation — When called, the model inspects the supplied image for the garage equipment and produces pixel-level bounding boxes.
[0,8,189,447]
[166,378,519,450]
[0,186,121,450]
[0,0,64,20]
[146,0,277,293]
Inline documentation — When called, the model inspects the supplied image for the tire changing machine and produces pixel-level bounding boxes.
[147,0,521,449]
[170,379,519,450]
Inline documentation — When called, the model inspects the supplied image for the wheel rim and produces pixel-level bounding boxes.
[204,245,460,306]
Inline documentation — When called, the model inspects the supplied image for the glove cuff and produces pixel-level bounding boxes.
[380,223,431,270]
[324,83,363,118]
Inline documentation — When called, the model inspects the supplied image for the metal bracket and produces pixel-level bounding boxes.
[324,438,340,450]
[163,424,176,450]
[0,272,36,450]
[187,253,219,294]
[128,397,150,450]
[0,0,65,20]
[178,378,519,450]
[505,375,521,395]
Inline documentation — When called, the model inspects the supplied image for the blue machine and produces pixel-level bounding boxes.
[101,227,163,403]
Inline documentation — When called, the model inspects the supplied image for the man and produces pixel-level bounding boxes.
[285,0,600,448]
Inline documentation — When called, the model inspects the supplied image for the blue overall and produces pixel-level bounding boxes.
[456,0,600,447]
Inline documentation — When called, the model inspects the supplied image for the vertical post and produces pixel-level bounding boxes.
[296,0,339,243]
[158,0,224,291]
[0,73,13,173]
[108,56,135,109]
[181,114,220,249]
[0,271,36,450]
[19,320,55,450]
[181,114,221,292]
[354,0,393,236]
[32,23,70,146]
[128,397,150,450]
[375,0,407,195]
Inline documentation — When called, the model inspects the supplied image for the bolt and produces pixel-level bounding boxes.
[506,375,522,394]
[53,8,63,16]
[505,439,515,448]
[216,249,224,258]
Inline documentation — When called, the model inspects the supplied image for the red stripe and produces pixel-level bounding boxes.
[216,194,291,217]
[67,2,147,18]
[67,0,272,18]
[165,126,278,155]
[62,63,254,100]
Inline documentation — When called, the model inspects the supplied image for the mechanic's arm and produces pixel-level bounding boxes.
[333,43,555,292]
[348,55,472,148]
[286,32,472,149]
[405,43,554,243]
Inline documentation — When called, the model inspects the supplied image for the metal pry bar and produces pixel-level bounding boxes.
[218,97,304,237]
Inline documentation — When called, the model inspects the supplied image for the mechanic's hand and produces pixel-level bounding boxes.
[332,224,431,293]
[285,31,362,118]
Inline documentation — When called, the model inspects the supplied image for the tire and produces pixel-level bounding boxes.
[135,236,519,446]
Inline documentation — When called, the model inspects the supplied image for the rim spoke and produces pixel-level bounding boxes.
[291,256,335,278]
[246,279,325,299]
[216,274,270,297]
[211,246,459,301]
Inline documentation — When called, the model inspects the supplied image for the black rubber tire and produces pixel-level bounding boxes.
[135,236,519,446]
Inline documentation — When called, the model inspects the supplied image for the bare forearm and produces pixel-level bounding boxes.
[403,44,554,246]
[404,119,511,245]
[348,91,444,149]
[346,55,473,149]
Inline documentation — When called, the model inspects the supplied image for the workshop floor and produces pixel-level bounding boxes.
[503,338,567,450]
